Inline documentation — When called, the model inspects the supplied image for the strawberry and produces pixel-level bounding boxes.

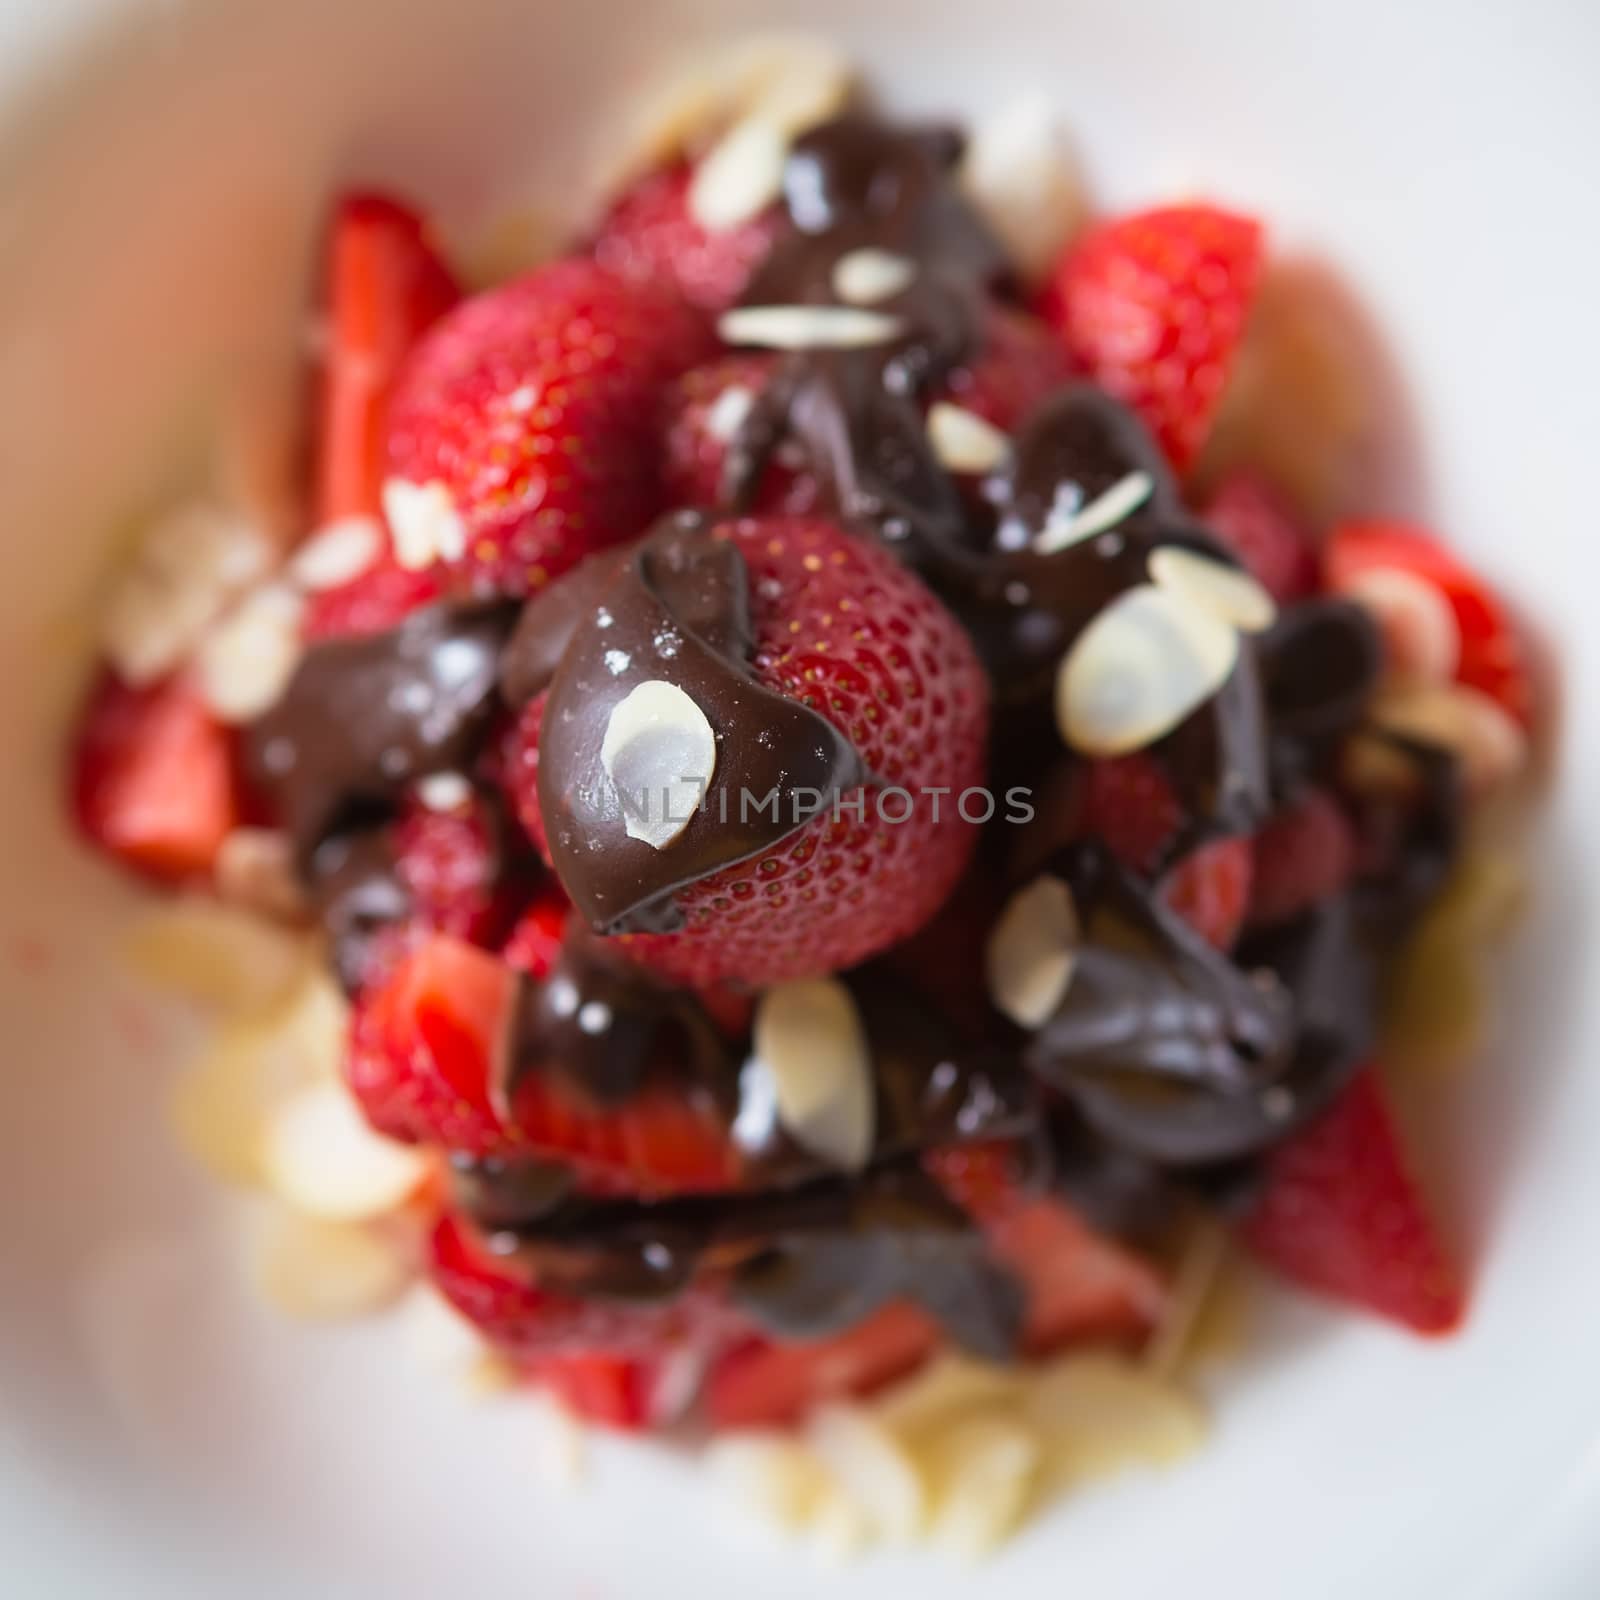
[704,1303,941,1429]
[315,193,459,525]
[428,1211,731,1357]
[1199,468,1320,605]
[590,162,787,313]
[501,884,570,978]
[921,1138,1029,1225]
[939,305,1075,431]
[1046,204,1265,472]
[301,550,445,641]
[660,355,820,514]
[1249,788,1356,928]
[385,259,713,598]
[569,516,990,988]
[1162,835,1255,952]
[69,672,240,881]
[1240,1068,1465,1334]
[1079,754,1252,948]
[1324,520,1533,723]
[525,1352,655,1429]
[347,935,744,1192]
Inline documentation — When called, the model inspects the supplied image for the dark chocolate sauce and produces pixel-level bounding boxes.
[534,514,865,935]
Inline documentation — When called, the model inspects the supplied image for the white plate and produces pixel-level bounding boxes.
[1,0,1598,1595]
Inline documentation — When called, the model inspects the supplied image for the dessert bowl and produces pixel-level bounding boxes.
[1,0,1598,1596]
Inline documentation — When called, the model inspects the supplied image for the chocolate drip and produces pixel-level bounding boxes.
[304,828,411,995]
[535,514,865,935]
[245,600,516,856]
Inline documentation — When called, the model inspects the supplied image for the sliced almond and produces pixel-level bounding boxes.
[195,582,306,723]
[382,477,467,570]
[705,383,756,443]
[718,304,905,351]
[257,1208,414,1321]
[805,1404,926,1543]
[261,1079,429,1221]
[753,978,875,1170]
[1148,545,1277,634]
[288,516,385,592]
[1369,681,1528,795]
[922,1415,1041,1559]
[1141,1218,1229,1377]
[926,403,1011,475]
[986,875,1080,1028]
[1338,566,1461,684]
[1032,470,1155,555]
[599,679,717,849]
[707,1433,833,1532]
[126,898,310,1014]
[831,247,917,306]
[100,502,273,686]
[688,116,789,230]
[214,827,307,922]
[875,1355,1022,1445]
[960,92,1086,285]
[1030,1352,1205,1486]
[415,771,473,812]
[1056,583,1240,756]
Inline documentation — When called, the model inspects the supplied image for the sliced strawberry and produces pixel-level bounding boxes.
[509,1072,743,1197]
[704,1303,941,1430]
[1161,835,1255,952]
[69,672,240,881]
[1249,788,1356,928]
[315,193,459,524]
[591,162,786,313]
[939,305,1075,431]
[526,1352,654,1429]
[1046,204,1265,472]
[301,551,445,641]
[1240,1068,1466,1335]
[1199,468,1320,605]
[1325,520,1533,723]
[922,1138,1028,1226]
[501,885,570,978]
[428,1212,727,1357]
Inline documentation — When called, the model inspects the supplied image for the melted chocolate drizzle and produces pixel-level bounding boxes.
[534,514,866,935]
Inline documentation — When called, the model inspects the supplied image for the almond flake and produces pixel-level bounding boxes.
[382,477,467,570]
[926,403,1011,475]
[599,680,717,849]
[707,1434,832,1532]
[1368,681,1528,795]
[415,771,473,812]
[831,248,917,306]
[986,875,1080,1028]
[1148,545,1278,634]
[261,1079,429,1221]
[288,516,385,591]
[923,1416,1041,1558]
[1033,470,1155,554]
[705,383,756,443]
[1338,566,1461,683]
[719,304,905,351]
[126,898,309,1014]
[1030,1353,1205,1483]
[960,93,1086,284]
[195,582,306,723]
[1056,583,1240,756]
[100,503,273,685]
[689,116,788,230]
[753,977,875,1170]
[215,827,306,922]
[805,1404,926,1543]
[257,1208,414,1321]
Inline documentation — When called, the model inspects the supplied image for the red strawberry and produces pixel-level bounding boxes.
[660,355,820,514]
[1046,204,1265,472]
[501,885,570,978]
[525,1352,655,1429]
[1080,753,1184,875]
[518,516,988,988]
[1162,835,1255,952]
[301,550,445,641]
[1199,468,1320,605]
[386,259,713,598]
[392,792,515,945]
[590,162,786,313]
[315,193,459,525]
[705,1303,941,1429]
[940,305,1075,431]
[428,1211,733,1357]
[1240,1068,1465,1335]
[1324,520,1533,723]
[1249,788,1356,928]
[922,1138,1028,1225]
[69,672,240,881]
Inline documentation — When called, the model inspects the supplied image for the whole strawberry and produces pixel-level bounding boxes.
[385,259,713,598]
[510,516,990,988]
[1046,204,1264,472]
